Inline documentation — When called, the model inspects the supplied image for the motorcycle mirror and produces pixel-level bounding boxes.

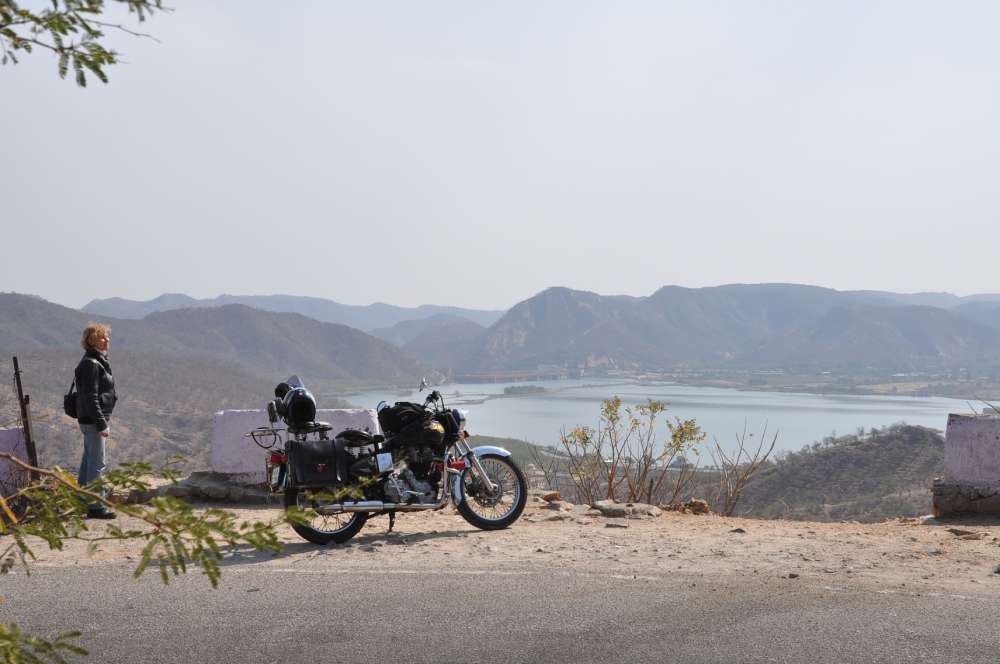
[419,377,428,392]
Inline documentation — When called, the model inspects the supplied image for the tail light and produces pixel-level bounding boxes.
[268,452,287,465]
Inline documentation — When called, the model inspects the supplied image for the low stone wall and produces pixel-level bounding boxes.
[0,427,28,496]
[934,414,1000,517]
[210,409,379,484]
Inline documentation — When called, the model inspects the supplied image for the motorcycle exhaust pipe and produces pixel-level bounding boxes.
[314,499,446,514]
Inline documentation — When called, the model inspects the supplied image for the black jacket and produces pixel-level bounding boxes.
[75,348,117,432]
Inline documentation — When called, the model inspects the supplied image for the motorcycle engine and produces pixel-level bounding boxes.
[382,446,440,504]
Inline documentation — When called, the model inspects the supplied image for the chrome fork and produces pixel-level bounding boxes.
[455,436,497,493]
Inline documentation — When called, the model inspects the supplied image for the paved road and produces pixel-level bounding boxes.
[3,556,999,664]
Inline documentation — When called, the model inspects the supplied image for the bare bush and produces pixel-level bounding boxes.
[526,444,564,493]
[705,422,778,516]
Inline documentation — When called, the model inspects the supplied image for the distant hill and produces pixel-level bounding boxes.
[954,301,1000,330]
[370,314,486,371]
[466,284,1000,372]
[141,305,426,385]
[0,293,425,386]
[82,293,505,330]
[846,290,1000,309]
[737,424,944,522]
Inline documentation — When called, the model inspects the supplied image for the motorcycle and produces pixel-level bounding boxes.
[247,377,527,545]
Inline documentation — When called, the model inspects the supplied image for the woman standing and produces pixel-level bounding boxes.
[76,323,118,519]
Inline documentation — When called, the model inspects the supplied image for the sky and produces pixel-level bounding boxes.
[3,1,1000,310]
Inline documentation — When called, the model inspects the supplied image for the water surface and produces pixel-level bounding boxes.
[345,379,969,454]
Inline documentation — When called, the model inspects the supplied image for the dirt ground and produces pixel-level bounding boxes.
[18,493,1000,597]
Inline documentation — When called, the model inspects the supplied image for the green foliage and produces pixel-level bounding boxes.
[0,0,165,86]
[559,397,704,504]
[0,623,86,664]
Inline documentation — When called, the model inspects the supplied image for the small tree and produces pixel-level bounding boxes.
[559,397,704,505]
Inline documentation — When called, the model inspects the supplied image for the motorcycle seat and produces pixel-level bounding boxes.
[287,421,333,436]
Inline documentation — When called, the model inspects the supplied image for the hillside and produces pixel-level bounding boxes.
[738,424,945,522]
[371,314,486,371]
[0,293,426,386]
[83,293,505,330]
[466,284,1000,373]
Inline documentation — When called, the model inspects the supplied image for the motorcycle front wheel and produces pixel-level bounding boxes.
[456,454,527,530]
[284,487,368,545]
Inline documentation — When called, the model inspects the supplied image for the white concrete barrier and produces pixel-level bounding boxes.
[944,414,1000,484]
[0,427,29,496]
[211,409,380,482]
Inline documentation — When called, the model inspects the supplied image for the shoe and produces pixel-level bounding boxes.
[87,508,117,520]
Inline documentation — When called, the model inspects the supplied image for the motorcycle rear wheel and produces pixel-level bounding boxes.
[284,487,368,545]
[457,454,527,530]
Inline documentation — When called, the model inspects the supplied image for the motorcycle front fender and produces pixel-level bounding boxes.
[451,445,513,505]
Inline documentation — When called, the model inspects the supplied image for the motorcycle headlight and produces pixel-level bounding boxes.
[451,408,467,431]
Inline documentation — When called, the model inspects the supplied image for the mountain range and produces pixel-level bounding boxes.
[82,293,504,330]
[15,283,1000,380]
[464,284,1000,373]
[1,293,424,386]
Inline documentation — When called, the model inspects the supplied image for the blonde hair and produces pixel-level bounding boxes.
[81,323,112,350]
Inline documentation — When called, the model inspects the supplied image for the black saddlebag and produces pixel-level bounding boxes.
[377,402,428,434]
[287,438,338,487]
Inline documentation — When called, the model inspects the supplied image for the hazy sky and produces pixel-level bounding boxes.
[3,1,999,310]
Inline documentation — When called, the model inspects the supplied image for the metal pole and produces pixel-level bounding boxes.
[12,356,40,480]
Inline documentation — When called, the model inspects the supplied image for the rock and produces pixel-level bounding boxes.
[686,499,710,515]
[993,564,1000,575]
[593,501,630,518]
[202,483,231,500]
[730,527,747,534]
[543,513,572,522]
[947,528,977,537]
[585,509,603,517]
[541,491,562,502]
[546,500,575,511]
[960,533,986,541]
[626,503,660,517]
[787,573,800,579]
[570,504,592,515]
[575,518,594,526]
[531,496,546,503]
[605,518,629,528]
[164,484,193,499]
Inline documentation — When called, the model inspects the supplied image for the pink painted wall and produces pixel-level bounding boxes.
[0,427,29,497]
[944,414,1000,483]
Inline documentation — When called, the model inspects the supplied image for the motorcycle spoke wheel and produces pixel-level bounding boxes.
[284,487,367,545]
[457,454,527,530]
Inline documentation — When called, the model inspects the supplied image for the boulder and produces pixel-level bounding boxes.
[541,491,562,502]
[546,500,575,511]
[592,500,630,518]
[605,518,629,528]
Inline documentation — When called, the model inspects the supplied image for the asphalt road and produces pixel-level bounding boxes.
[4,555,999,664]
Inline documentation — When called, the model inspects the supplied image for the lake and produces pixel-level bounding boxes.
[345,379,972,455]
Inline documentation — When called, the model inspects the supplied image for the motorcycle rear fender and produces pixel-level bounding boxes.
[451,445,512,505]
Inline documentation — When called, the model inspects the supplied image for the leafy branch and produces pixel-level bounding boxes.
[0,0,169,86]
[0,453,284,588]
